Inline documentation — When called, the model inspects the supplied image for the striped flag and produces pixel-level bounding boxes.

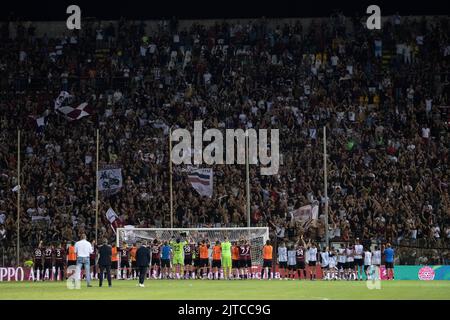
[54,91,92,121]
[187,168,213,198]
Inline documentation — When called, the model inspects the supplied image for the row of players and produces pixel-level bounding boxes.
[32,237,394,281]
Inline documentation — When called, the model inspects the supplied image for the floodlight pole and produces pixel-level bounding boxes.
[16,130,20,266]
[245,133,251,228]
[95,129,99,244]
[169,126,173,229]
[323,126,329,248]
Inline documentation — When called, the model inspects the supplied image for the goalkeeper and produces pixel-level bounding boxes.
[170,237,187,279]
[221,236,232,280]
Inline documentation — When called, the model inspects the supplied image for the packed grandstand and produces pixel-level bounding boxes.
[0,14,449,267]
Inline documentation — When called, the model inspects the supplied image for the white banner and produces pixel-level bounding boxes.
[98,168,122,195]
[289,204,319,228]
[31,216,50,222]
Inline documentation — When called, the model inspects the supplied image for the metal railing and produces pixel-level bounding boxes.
[2,76,135,92]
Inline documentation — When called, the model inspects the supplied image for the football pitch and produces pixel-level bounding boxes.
[0,280,449,300]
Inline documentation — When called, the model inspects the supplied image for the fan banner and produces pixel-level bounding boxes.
[289,204,319,229]
[98,166,123,196]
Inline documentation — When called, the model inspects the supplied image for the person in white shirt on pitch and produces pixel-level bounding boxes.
[319,247,330,280]
[287,245,297,280]
[354,238,364,281]
[75,234,94,287]
[345,245,355,280]
[371,245,382,280]
[372,245,381,267]
[277,242,288,280]
[337,244,347,280]
[363,248,373,280]
[328,248,338,280]
[307,240,318,281]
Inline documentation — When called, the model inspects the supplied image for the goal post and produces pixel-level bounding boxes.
[116,227,270,274]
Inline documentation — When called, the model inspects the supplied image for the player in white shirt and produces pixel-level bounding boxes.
[372,245,381,267]
[307,240,318,281]
[328,248,338,280]
[363,248,373,280]
[345,245,355,280]
[354,239,364,281]
[319,247,330,280]
[277,242,288,280]
[337,244,346,280]
[371,245,382,280]
[320,248,330,268]
[287,245,297,280]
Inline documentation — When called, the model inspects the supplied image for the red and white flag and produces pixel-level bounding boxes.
[54,91,92,121]
[56,102,92,121]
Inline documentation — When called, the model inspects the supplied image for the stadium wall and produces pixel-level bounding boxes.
[1,266,328,281]
[0,265,393,281]
[5,18,326,38]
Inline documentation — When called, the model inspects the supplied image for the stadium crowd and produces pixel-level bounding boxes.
[0,14,449,266]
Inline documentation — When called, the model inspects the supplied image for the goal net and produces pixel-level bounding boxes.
[116,227,270,266]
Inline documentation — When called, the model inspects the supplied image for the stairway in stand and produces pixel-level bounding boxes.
[381,48,394,71]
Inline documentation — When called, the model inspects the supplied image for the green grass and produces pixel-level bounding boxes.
[1,280,449,300]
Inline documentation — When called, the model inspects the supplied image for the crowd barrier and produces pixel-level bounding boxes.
[0,265,390,281]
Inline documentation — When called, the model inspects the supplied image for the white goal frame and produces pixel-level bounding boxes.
[116,227,270,242]
[115,227,270,278]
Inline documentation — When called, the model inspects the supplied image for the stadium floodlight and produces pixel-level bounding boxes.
[116,227,269,278]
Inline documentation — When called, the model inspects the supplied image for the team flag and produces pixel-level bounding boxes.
[105,207,123,233]
[28,109,50,131]
[187,168,213,198]
[54,91,92,121]
[56,102,92,121]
